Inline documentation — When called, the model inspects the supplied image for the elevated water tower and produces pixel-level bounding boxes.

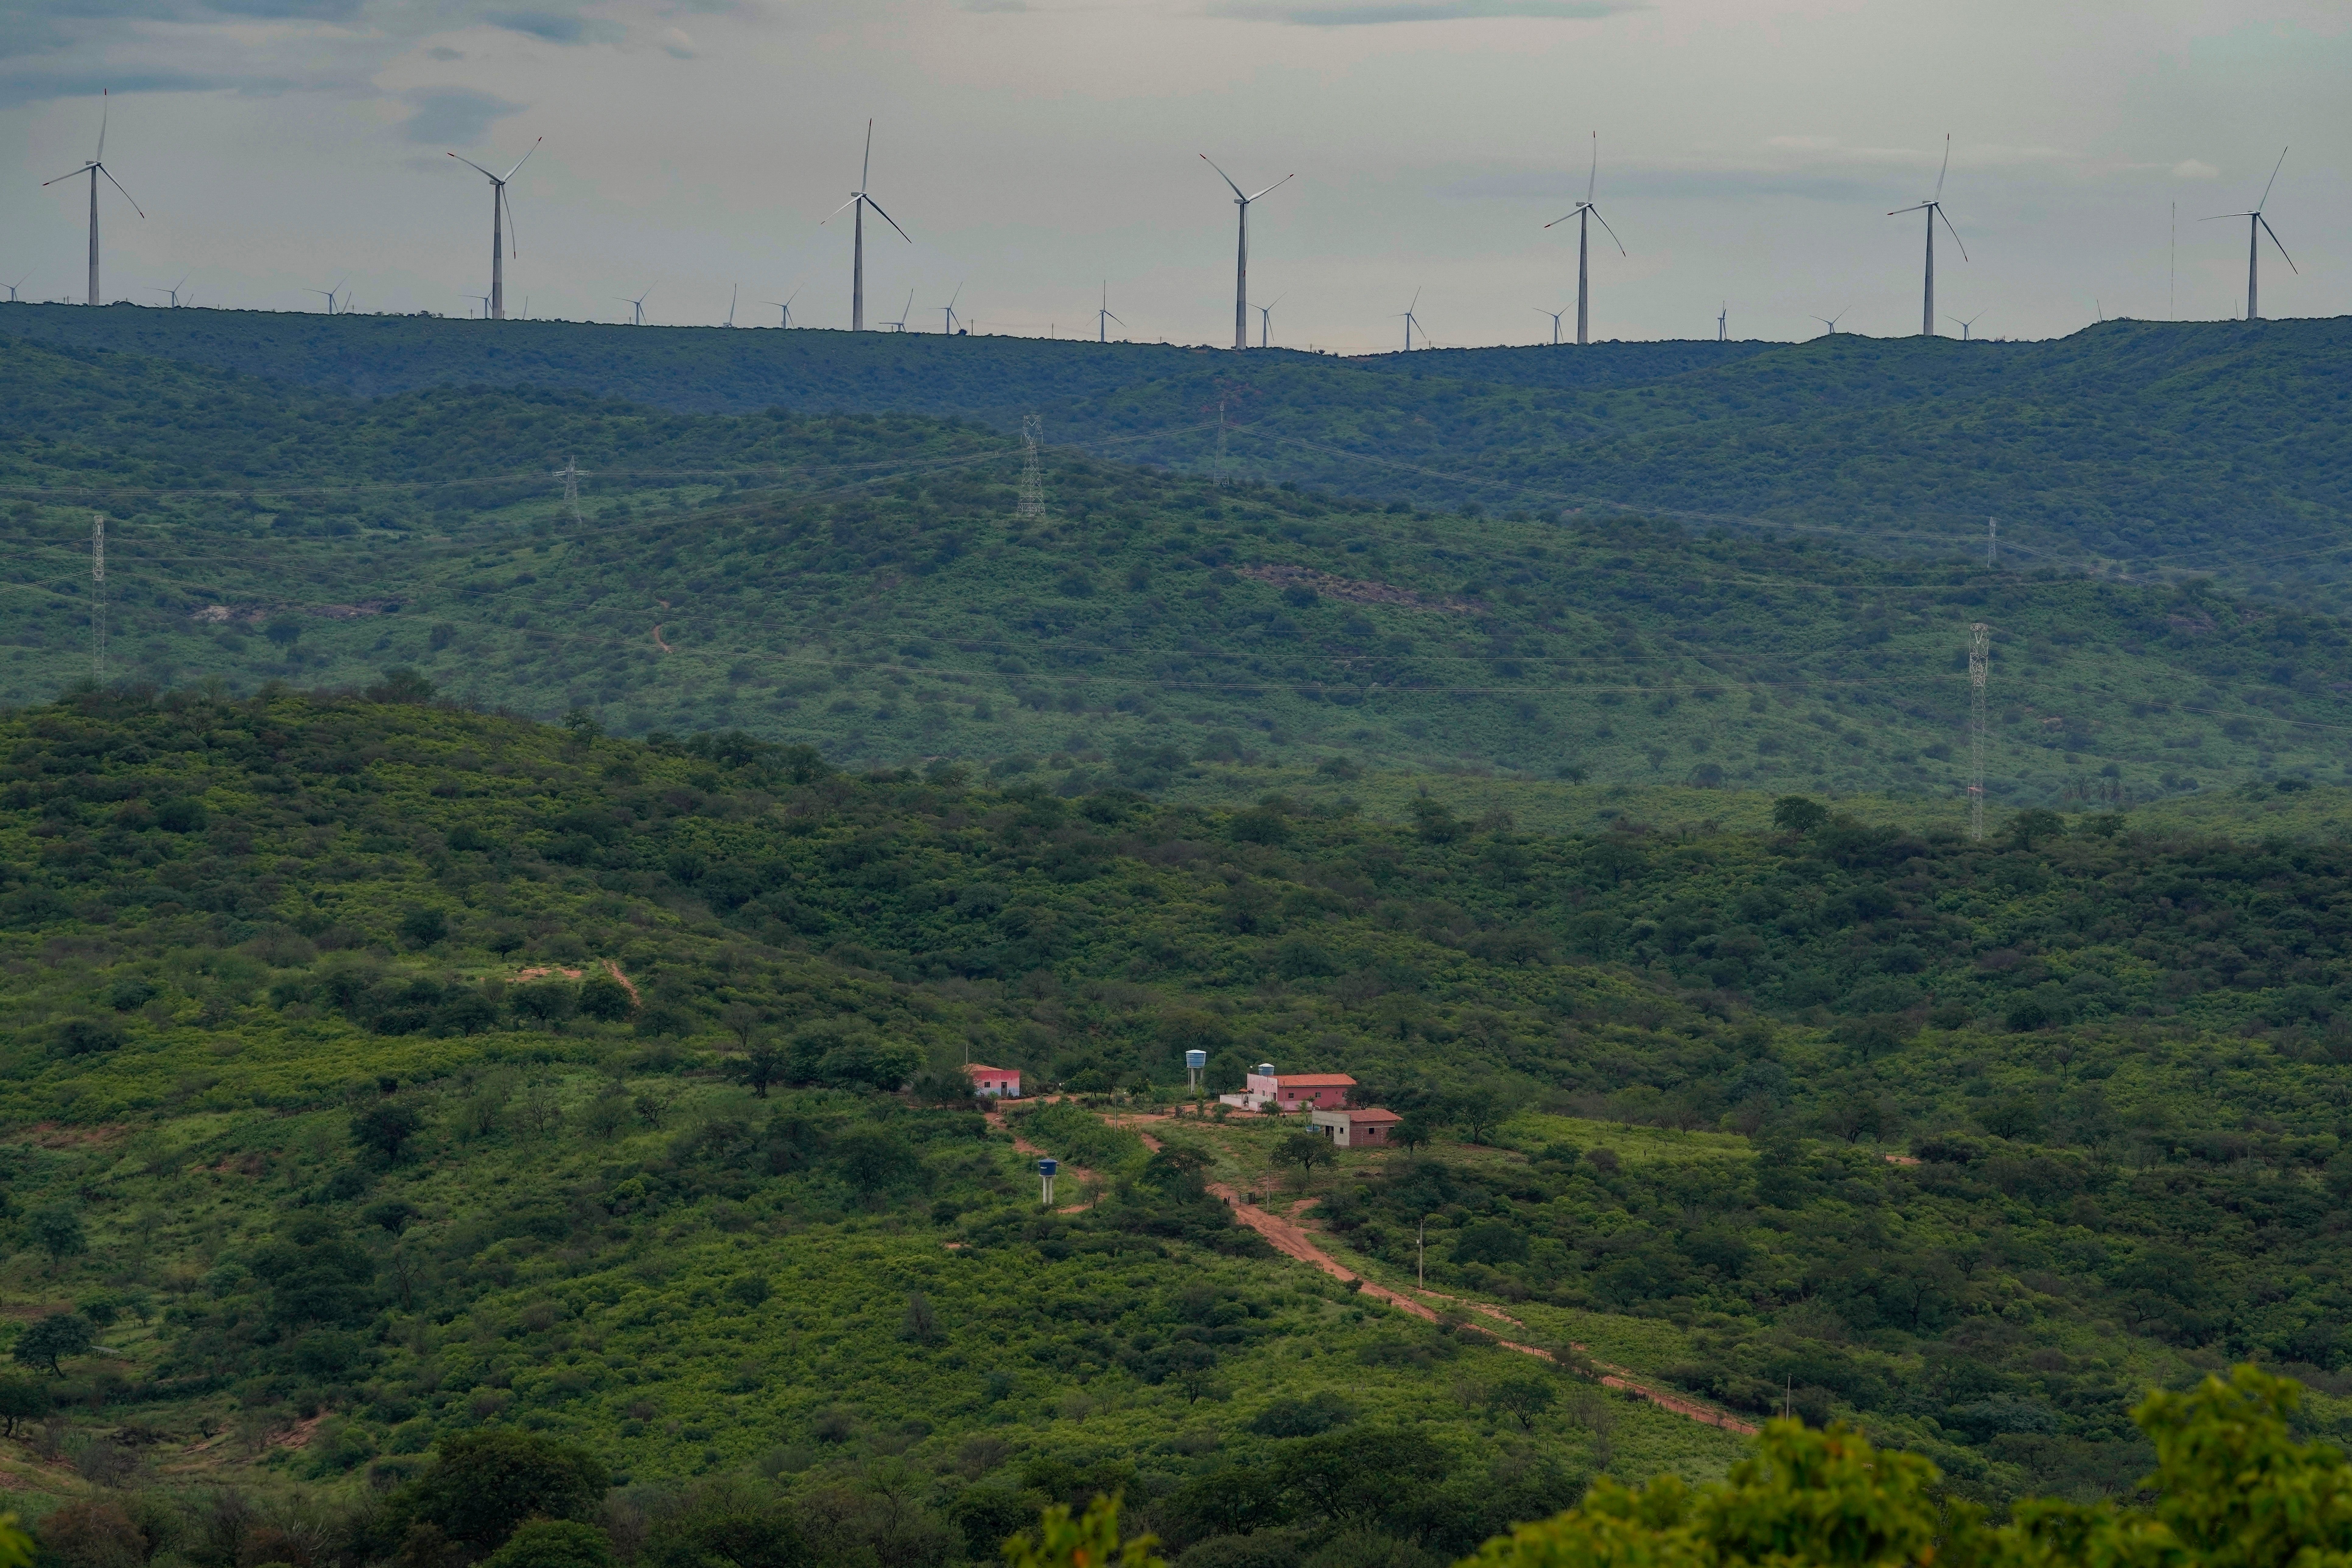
[1185,1049,1208,1090]
[1037,1157,1057,1207]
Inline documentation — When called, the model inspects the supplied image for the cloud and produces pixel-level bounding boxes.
[402,85,522,145]
[482,9,622,43]
[1212,0,1636,24]
[2171,159,2219,180]
[661,25,693,56]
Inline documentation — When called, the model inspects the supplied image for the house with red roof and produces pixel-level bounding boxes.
[968,1064,1022,1098]
[1219,1062,1357,1113]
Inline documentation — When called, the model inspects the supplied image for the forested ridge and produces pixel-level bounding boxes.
[4,334,2350,807]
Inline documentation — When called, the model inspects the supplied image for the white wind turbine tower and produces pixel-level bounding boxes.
[1543,134,1625,346]
[1201,155,1293,352]
[614,287,653,325]
[937,283,965,334]
[824,121,911,331]
[1889,134,1966,337]
[4,276,27,303]
[1394,289,1426,351]
[2203,148,2295,321]
[765,287,801,328]
[448,138,537,321]
[42,91,142,307]
[1096,282,1124,343]
[1811,308,1850,337]
[1717,303,1727,342]
[146,274,190,308]
[1947,311,1985,341]
[1252,293,1284,348]
[1534,306,1567,344]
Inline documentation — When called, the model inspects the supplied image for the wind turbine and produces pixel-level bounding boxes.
[2203,148,2294,321]
[1534,306,1567,345]
[1810,309,1850,337]
[725,284,738,327]
[823,120,911,331]
[1717,303,1727,342]
[1543,132,1624,346]
[1096,282,1124,343]
[448,137,537,321]
[614,287,652,325]
[146,274,190,308]
[470,295,492,319]
[1888,134,1966,337]
[938,282,965,334]
[42,90,143,307]
[1201,155,1293,352]
[3,276,26,303]
[1394,289,1426,351]
[307,278,347,314]
[882,289,913,332]
[1947,311,1985,341]
[1252,292,1284,348]
[764,288,801,328]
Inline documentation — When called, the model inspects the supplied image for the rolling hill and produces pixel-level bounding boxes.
[2,333,2348,812]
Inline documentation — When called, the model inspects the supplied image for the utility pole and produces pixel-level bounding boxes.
[90,513,107,684]
[556,456,584,524]
[1968,622,1990,842]
[1017,416,1045,520]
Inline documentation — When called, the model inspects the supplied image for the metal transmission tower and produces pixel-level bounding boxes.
[555,456,584,524]
[90,513,107,684]
[1016,416,1045,519]
[1967,622,1990,841]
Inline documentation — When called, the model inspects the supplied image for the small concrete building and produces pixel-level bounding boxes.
[1219,1062,1358,1113]
[968,1064,1022,1098]
[1310,1107,1402,1148]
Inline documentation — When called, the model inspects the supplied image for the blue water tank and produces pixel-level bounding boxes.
[1037,1158,1058,1175]
[1185,1050,1208,1071]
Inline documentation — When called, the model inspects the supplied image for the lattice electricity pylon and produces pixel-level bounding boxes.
[90,513,107,685]
[1017,416,1045,519]
[554,456,586,524]
[1967,621,1990,841]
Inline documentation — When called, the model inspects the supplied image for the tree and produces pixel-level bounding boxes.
[13,1311,94,1375]
[1485,1378,1556,1433]
[720,1001,762,1051]
[265,617,303,653]
[29,1500,138,1568]
[1393,1113,1436,1155]
[511,982,578,1030]
[481,1522,612,1568]
[391,1430,609,1554]
[1771,796,1829,835]
[399,906,449,947]
[578,973,635,1022]
[25,1207,86,1271]
[1450,1084,1505,1146]
[0,1377,47,1436]
[1278,1132,1333,1188]
[1002,1496,1163,1568]
[732,1044,787,1099]
[352,1103,423,1164]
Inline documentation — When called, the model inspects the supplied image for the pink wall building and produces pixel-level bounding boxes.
[969,1065,1022,1098]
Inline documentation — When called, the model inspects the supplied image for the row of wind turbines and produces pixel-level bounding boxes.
[34,96,2310,347]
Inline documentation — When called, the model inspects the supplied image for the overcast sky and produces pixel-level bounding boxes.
[2,0,2346,350]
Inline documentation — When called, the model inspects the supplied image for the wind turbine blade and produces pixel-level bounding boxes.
[1541,211,1583,229]
[41,167,91,187]
[949,282,963,309]
[449,153,499,180]
[862,119,873,189]
[1591,208,1625,256]
[503,137,542,181]
[98,164,144,219]
[1106,311,1125,326]
[1936,203,1968,262]
[2257,145,2288,212]
[1245,173,1294,202]
[1934,132,1951,201]
[501,186,519,254]
[1586,130,1597,205]
[2196,212,2250,223]
[2260,215,2297,273]
[863,197,912,242]
[821,196,859,224]
[1888,202,1931,216]
[1199,154,1247,201]
[96,89,108,164]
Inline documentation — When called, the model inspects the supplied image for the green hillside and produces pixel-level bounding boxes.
[0,687,2345,1558]
[5,306,2350,600]
[3,334,2348,810]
